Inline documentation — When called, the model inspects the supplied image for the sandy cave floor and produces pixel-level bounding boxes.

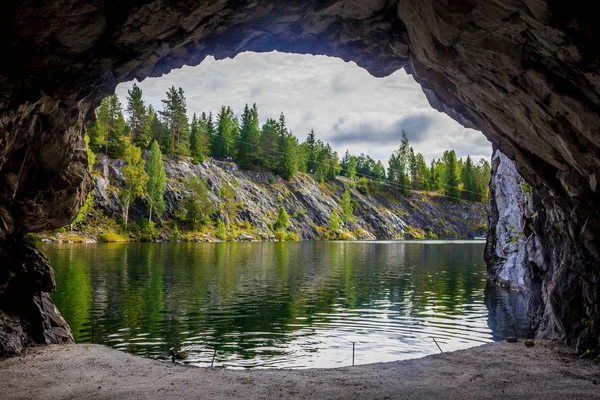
[1,341,599,399]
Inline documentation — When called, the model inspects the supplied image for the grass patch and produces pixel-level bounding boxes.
[99,231,131,242]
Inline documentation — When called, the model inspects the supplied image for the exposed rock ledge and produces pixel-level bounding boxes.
[1,342,598,399]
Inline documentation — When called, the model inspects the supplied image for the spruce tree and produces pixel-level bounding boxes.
[211,106,228,158]
[236,104,254,168]
[189,113,203,164]
[126,83,150,148]
[159,86,188,155]
[145,141,167,222]
[259,118,279,169]
[276,116,297,180]
[443,150,460,201]
[306,129,317,173]
[106,95,127,158]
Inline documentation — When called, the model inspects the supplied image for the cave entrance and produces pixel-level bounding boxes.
[38,50,518,368]
[2,0,598,364]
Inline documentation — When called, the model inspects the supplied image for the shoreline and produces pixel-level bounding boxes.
[2,341,598,399]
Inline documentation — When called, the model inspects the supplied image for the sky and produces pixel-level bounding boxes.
[116,51,491,165]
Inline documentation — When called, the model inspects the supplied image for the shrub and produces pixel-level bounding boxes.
[99,231,130,242]
[274,229,287,241]
[521,182,532,197]
[357,177,370,195]
[328,210,340,231]
[286,232,300,241]
[172,223,180,240]
[274,207,289,230]
[268,176,275,185]
[216,218,227,240]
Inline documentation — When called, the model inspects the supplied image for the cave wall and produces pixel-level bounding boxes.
[0,0,598,353]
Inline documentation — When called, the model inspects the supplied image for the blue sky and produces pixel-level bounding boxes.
[116,51,491,164]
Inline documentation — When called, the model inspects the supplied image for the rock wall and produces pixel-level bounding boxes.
[0,239,73,356]
[1,1,599,352]
[90,154,487,241]
[485,150,534,291]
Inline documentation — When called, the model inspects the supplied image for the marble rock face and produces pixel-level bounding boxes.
[0,0,598,353]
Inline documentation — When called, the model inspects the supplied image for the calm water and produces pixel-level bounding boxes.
[45,241,528,368]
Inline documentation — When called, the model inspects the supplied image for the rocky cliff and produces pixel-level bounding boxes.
[485,151,534,291]
[90,154,487,242]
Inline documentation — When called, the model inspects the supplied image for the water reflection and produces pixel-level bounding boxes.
[46,241,527,368]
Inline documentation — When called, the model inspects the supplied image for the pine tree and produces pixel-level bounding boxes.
[443,150,460,201]
[460,155,474,201]
[189,113,204,164]
[126,83,150,148]
[120,145,148,227]
[306,129,317,173]
[236,104,254,168]
[276,116,297,180]
[388,131,411,196]
[259,118,279,169]
[145,141,167,222]
[106,95,127,158]
[159,86,188,155]
[211,106,227,158]
[206,112,216,156]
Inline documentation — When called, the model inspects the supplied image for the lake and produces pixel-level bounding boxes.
[45,241,528,368]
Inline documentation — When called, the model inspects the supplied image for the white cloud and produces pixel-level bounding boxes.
[116,51,491,165]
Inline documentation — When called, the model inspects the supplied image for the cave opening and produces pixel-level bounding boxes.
[1,0,598,363]
[38,50,514,368]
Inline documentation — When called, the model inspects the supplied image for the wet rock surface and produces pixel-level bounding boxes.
[1,0,599,351]
[0,239,73,356]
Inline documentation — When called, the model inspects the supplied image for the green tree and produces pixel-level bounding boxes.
[211,106,238,159]
[340,188,353,223]
[275,113,297,180]
[189,113,204,164]
[259,118,279,169]
[329,209,340,231]
[306,129,318,173]
[236,103,261,168]
[274,206,290,230]
[474,158,491,203]
[443,150,460,201]
[388,131,411,196]
[159,86,188,155]
[180,176,213,230]
[126,83,150,148]
[145,141,167,222]
[460,155,477,202]
[121,145,148,227]
[96,95,127,158]
[147,106,165,146]
[346,155,357,181]
[215,218,227,240]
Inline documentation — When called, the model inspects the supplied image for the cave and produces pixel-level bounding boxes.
[1,0,598,356]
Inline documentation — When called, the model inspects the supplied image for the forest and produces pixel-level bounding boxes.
[86,84,491,208]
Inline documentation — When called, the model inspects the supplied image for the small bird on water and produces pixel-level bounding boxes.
[169,349,190,363]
